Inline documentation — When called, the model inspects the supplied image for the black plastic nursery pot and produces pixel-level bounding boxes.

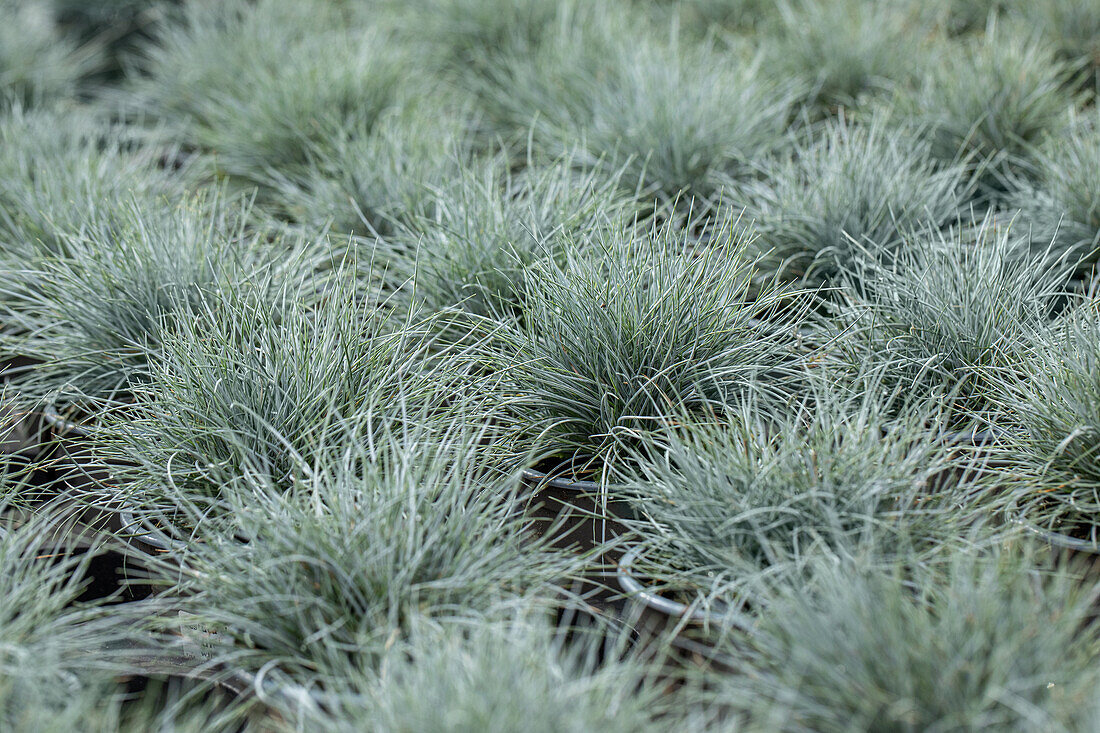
[523,466,745,671]
[2,508,157,603]
[520,468,629,554]
[520,466,632,596]
[519,466,651,655]
[41,401,159,543]
[615,545,743,671]
[40,401,114,496]
[41,403,194,558]
[1016,519,1100,609]
[0,356,46,458]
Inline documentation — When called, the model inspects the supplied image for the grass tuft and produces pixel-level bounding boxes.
[744,113,967,286]
[167,420,576,687]
[500,210,807,472]
[833,215,1074,424]
[722,548,1100,732]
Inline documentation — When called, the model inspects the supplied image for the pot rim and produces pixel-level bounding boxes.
[937,426,1004,446]
[118,508,186,553]
[616,545,746,627]
[41,401,89,438]
[521,467,603,493]
[1012,512,1100,554]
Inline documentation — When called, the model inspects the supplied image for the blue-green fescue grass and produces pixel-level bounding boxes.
[1010,110,1100,275]
[909,0,1006,36]
[53,0,174,38]
[388,152,636,323]
[0,105,185,263]
[121,0,348,126]
[832,215,1075,427]
[95,259,509,512]
[990,296,1100,541]
[1006,0,1100,80]
[0,0,101,107]
[891,24,1084,202]
[1,190,289,408]
[374,0,567,78]
[52,0,178,85]
[122,0,434,198]
[716,547,1100,732]
[477,11,796,211]
[184,27,425,196]
[614,365,990,615]
[632,0,781,37]
[266,105,475,239]
[761,0,930,115]
[290,610,681,733]
[743,114,968,286]
[163,419,579,689]
[499,210,809,476]
[0,487,153,730]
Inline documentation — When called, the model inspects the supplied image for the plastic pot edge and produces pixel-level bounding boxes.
[41,402,89,438]
[118,508,186,554]
[616,545,741,626]
[521,467,603,493]
[1013,512,1100,555]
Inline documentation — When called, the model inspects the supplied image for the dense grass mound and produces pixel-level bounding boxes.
[1,0,1098,729]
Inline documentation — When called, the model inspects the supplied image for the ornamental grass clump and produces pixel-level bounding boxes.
[834,216,1074,427]
[0,0,100,107]
[479,18,795,211]
[124,0,429,197]
[391,153,635,323]
[1011,111,1100,275]
[1008,0,1100,79]
[616,368,979,610]
[894,24,1083,200]
[502,211,808,476]
[2,191,276,409]
[268,107,473,239]
[721,549,1100,732]
[99,265,499,511]
[0,106,181,263]
[168,421,577,688]
[762,0,927,114]
[992,298,1100,543]
[123,0,340,135]
[744,114,968,286]
[298,611,676,733]
[916,0,1005,36]
[0,497,149,729]
[378,0,565,79]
